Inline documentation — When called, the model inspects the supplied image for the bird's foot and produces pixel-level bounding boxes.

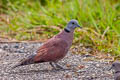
[49,62,58,70]
[49,62,65,70]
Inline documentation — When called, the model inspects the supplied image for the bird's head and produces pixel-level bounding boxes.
[110,61,120,72]
[65,19,82,32]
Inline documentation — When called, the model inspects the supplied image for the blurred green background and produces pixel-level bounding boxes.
[0,0,120,55]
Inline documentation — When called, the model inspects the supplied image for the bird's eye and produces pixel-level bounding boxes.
[72,22,75,24]
[112,64,115,67]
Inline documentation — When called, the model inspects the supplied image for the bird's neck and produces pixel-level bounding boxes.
[55,29,74,41]
[64,27,75,33]
[64,28,70,33]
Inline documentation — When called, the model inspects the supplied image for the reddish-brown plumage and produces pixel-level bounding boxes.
[34,30,74,63]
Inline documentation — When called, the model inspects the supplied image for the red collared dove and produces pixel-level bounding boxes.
[12,19,81,69]
[110,61,120,80]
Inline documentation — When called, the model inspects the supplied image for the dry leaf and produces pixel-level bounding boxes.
[66,64,71,67]
[65,74,72,78]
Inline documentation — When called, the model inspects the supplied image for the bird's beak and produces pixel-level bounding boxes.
[77,24,82,29]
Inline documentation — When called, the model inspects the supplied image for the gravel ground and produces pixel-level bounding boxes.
[0,42,114,80]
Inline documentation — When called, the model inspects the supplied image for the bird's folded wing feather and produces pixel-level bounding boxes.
[33,38,68,62]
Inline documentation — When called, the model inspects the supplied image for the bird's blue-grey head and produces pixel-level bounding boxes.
[110,61,120,71]
[65,19,82,32]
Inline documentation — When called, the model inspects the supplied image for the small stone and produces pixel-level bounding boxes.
[14,45,19,48]
[3,46,8,50]
[78,65,85,69]
[96,64,100,67]
[0,49,4,52]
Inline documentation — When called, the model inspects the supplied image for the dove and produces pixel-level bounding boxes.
[12,19,82,69]
[110,61,120,80]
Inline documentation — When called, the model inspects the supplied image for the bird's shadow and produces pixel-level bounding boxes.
[7,68,73,75]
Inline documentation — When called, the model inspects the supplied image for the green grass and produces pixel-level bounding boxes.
[0,0,120,55]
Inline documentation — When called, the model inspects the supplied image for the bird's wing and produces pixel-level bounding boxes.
[33,38,68,62]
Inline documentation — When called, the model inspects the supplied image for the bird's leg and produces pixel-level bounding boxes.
[49,62,56,69]
[54,62,64,69]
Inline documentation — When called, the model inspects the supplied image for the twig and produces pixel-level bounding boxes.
[101,26,110,39]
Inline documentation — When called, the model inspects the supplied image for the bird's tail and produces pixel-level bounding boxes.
[12,56,35,69]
